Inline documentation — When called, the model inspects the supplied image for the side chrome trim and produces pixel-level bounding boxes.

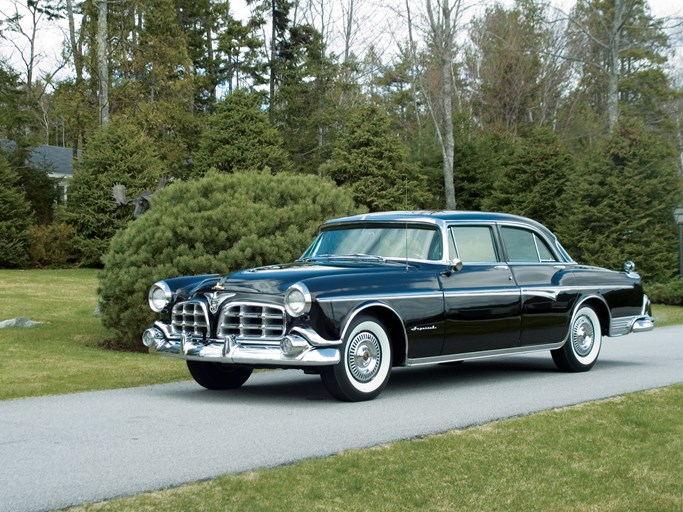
[521,288,559,301]
[405,341,565,367]
[339,301,409,357]
[317,292,443,303]
[444,289,519,298]
[609,315,638,337]
[609,314,655,336]
[289,326,341,347]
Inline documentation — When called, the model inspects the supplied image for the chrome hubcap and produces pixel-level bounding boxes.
[348,331,381,383]
[572,316,595,357]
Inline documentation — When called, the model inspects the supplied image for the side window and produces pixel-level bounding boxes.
[449,226,499,263]
[501,227,557,263]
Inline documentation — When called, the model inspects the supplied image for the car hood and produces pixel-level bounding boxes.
[214,261,411,295]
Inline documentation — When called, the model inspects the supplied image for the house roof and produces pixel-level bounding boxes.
[0,139,79,178]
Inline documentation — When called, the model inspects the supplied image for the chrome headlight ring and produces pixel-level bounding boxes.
[284,282,312,317]
[148,281,173,313]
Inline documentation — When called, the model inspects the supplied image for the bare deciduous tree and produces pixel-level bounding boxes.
[405,0,464,210]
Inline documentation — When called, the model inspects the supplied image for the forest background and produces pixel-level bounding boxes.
[1,0,683,341]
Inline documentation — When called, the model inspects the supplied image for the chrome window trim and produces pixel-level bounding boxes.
[496,221,570,263]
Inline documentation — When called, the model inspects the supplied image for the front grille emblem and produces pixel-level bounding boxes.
[205,292,234,314]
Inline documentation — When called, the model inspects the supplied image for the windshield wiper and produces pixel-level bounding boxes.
[339,253,386,262]
[302,253,387,262]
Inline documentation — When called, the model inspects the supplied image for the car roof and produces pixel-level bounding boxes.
[325,210,550,233]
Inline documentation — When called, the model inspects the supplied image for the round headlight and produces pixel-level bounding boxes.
[284,283,311,317]
[148,281,172,312]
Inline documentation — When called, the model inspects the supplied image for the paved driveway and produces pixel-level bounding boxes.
[1,326,681,512]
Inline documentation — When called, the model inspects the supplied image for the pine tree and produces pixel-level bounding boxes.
[481,127,573,231]
[321,102,433,211]
[0,152,33,268]
[556,120,681,281]
[59,116,165,266]
[192,90,291,175]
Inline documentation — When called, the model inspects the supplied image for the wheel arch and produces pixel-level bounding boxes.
[572,295,610,338]
[339,302,408,367]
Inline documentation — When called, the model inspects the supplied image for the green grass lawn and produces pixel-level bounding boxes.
[650,303,683,327]
[0,269,680,401]
[0,269,189,400]
[68,385,683,511]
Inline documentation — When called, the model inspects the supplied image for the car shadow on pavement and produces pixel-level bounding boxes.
[155,356,644,404]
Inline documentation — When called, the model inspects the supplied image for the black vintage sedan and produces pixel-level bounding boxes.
[143,211,654,401]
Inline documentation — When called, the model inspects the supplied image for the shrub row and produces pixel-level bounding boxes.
[646,279,683,306]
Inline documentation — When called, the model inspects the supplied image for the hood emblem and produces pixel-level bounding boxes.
[205,292,235,314]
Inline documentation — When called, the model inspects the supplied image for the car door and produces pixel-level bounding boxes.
[499,225,578,346]
[439,224,522,355]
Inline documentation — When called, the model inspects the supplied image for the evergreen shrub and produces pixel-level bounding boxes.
[646,280,683,306]
[27,223,76,268]
[99,170,362,350]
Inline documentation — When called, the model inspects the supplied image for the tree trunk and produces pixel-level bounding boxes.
[97,0,109,125]
[422,0,458,210]
[607,0,626,131]
[440,1,456,210]
[270,0,277,109]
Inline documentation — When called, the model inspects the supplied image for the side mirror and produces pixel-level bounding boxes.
[623,261,636,273]
[450,258,463,272]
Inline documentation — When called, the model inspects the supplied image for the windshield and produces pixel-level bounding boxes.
[301,224,443,261]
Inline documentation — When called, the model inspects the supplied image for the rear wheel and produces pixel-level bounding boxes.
[321,315,392,401]
[552,305,602,372]
[187,361,253,390]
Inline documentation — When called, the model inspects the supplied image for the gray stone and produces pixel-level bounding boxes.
[0,317,41,328]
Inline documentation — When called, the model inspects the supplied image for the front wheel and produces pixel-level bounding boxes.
[187,361,253,390]
[552,305,602,372]
[321,315,392,401]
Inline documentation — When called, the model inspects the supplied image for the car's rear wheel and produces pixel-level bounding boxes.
[552,305,602,372]
[187,361,253,390]
[321,315,392,401]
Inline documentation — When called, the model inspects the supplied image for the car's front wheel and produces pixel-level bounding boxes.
[552,305,602,372]
[321,315,392,401]
[187,361,253,390]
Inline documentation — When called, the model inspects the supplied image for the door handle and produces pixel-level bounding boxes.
[494,265,510,271]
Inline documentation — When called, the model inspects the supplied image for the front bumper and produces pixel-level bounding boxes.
[143,322,341,367]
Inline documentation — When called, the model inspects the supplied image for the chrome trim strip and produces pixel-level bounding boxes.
[405,341,565,366]
[609,315,637,337]
[289,326,342,347]
[317,292,443,303]
[444,289,519,298]
[522,289,559,301]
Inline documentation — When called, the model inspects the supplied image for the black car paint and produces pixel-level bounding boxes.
[152,212,648,368]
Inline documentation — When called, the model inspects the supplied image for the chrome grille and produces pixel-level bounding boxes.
[171,301,209,337]
[218,302,286,341]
